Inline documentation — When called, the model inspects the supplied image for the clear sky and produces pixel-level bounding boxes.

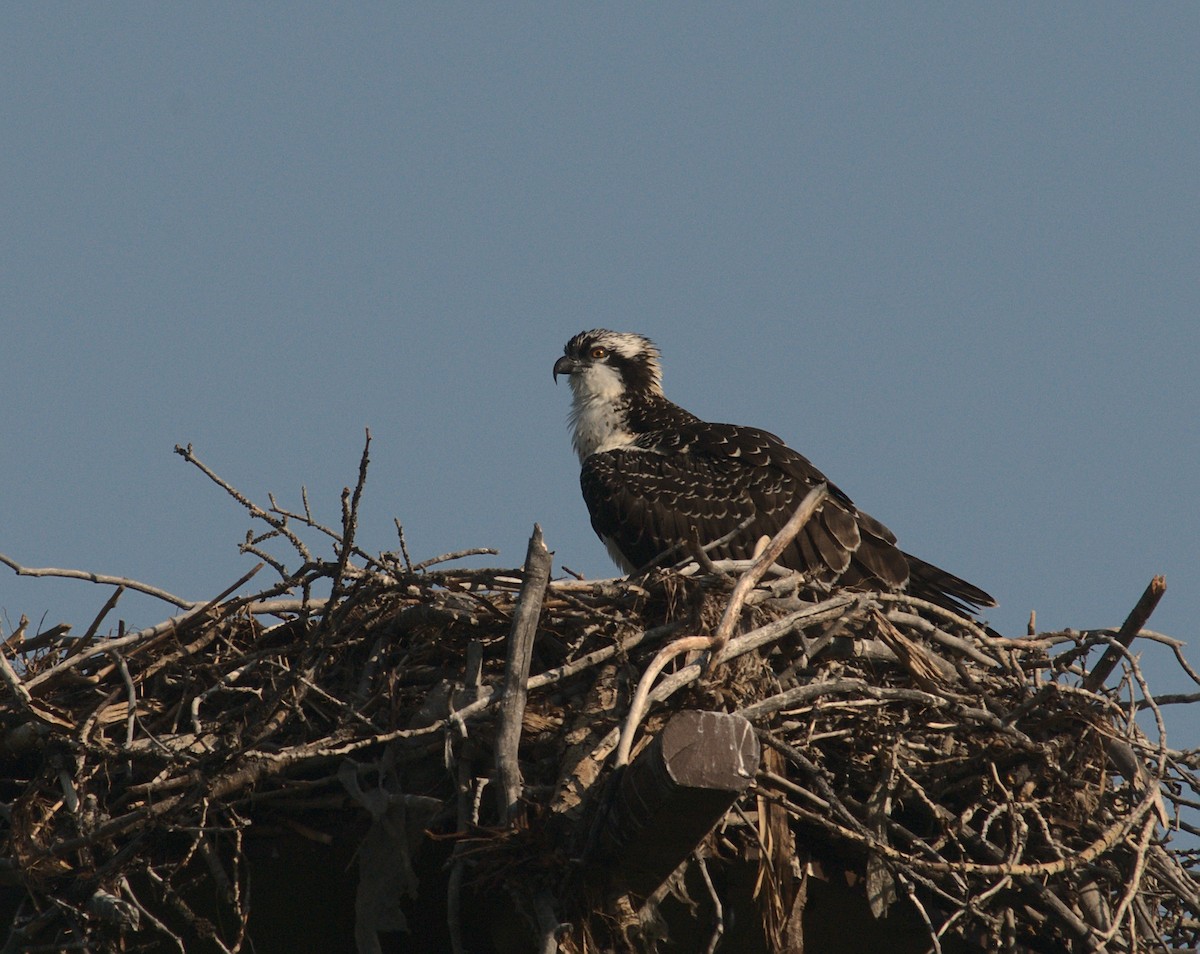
[2,8,1197,703]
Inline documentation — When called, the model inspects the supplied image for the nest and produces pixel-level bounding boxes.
[1,438,1198,953]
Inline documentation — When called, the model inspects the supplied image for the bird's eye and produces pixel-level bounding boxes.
[590,346,608,359]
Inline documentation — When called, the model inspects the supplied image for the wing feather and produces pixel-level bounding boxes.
[579,417,994,615]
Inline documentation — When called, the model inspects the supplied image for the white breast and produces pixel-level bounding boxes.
[566,363,638,461]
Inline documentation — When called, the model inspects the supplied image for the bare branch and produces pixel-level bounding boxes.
[410,548,500,572]
[1083,575,1167,692]
[174,442,312,562]
[0,552,192,608]
[495,524,552,823]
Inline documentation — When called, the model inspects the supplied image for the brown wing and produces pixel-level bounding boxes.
[580,421,906,588]
[581,420,994,615]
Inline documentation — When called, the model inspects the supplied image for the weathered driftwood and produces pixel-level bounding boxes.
[0,439,1197,954]
[495,524,553,824]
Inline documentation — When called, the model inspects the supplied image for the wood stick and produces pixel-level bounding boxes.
[175,442,312,561]
[447,639,484,954]
[70,585,126,661]
[1083,576,1167,692]
[0,642,34,712]
[494,524,552,824]
[0,552,193,609]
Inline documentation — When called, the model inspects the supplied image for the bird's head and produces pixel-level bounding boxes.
[552,329,663,401]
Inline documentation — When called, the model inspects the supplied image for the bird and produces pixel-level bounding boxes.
[552,329,995,617]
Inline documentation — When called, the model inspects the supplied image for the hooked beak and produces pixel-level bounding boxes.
[552,355,580,383]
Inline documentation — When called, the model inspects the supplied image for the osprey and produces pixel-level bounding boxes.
[553,329,995,616]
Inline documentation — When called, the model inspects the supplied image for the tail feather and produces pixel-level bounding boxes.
[902,551,996,618]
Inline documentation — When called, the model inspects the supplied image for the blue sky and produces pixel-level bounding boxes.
[2,7,1196,705]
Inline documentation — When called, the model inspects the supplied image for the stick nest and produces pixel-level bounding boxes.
[1,439,1197,953]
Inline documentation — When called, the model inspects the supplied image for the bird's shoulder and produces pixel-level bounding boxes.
[639,419,796,462]
[630,418,855,501]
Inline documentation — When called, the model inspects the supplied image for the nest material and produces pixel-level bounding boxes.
[0,440,1198,953]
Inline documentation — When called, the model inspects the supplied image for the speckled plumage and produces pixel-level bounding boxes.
[553,329,995,616]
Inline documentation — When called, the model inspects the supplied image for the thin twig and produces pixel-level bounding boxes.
[696,852,725,954]
[410,548,501,572]
[73,585,125,656]
[710,483,828,661]
[0,552,193,608]
[174,443,312,562]
[395,520,414,573]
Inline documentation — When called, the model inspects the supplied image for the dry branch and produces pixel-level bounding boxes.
[1083,574,1167,692]
[0,553,193,608]
[495,524,552,823]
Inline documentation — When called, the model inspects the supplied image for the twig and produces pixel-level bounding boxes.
[884,611,1004,671]
[0,644,34,711]
[447,640,484,954]
[73,586,126,656]
[1140,692,1200,708]
[898,871,943,954]
[187,562,266,621]
[23,566,262,695]
[686,525,728,579]
[609,594,855,769]
[108,650,138,749]
[268,490,381,572]
[410,548,500,572]
[696,852,725,954]
[0,552,193,609]
[872,592,1011,657]
[120,875,186,954]
[710,483,827,662]
[333,430,371,598]
[174,443,312,562]
[1,614,30,653]
[633,512,759,573]
[394,520,414,573]
[1170,642,1200,689]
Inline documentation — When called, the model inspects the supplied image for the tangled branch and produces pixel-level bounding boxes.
[0,439,1195,953]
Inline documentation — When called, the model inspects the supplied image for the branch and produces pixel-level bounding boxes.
[334,429,371,590]
[1083,575,1166,692]
[410,548,500,572]
[0,552,193,609]
[174,442,312,562]
[494,525,552,823]
[21,564,263,694]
